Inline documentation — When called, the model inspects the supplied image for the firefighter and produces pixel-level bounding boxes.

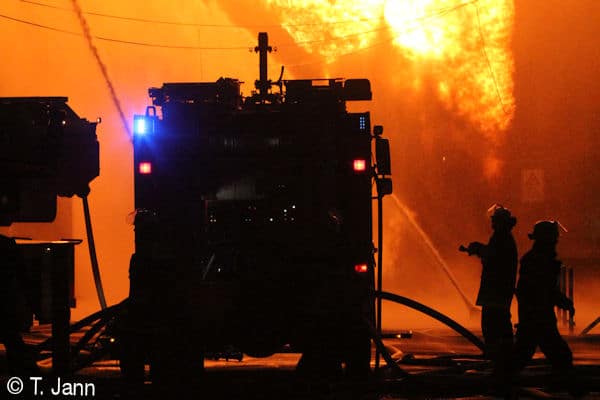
[514,220,579,393]
[0,234,39,375]
[461,205,517,392]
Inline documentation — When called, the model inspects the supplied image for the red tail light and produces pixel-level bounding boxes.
[353,159,367,172]
[354,263,368,273]
[139,162,152,175]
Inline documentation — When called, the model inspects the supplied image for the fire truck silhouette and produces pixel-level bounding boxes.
[121,33,392,381]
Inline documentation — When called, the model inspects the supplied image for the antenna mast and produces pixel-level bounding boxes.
[254,32,272,100]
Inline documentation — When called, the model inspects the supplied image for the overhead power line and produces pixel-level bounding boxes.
[0,10,420,51]
[12,0,482,52]
[19,0,383,29]
[0,10,387,50]
[0,10,386,50]
[0,12,252,50]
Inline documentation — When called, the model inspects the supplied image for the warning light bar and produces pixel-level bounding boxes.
[353,159,367,172]
[354,263,369,273]
[139,162,152,175]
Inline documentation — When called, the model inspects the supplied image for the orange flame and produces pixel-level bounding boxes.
[266,0,515,138]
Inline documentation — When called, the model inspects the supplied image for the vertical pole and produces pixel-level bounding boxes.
[254,32,272,100]
[375,194,383,370]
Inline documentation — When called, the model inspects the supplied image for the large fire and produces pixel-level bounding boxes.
[266,0,515,140]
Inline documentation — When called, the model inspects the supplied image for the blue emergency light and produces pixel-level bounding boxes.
[133,115,148,136]
[133,115,153,137]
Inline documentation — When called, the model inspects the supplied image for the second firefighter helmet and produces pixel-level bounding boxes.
[528,220,567,242]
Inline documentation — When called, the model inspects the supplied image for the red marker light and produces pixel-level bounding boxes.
[139,162,152,175]
[354,263,368,273]
[353,159,367,172]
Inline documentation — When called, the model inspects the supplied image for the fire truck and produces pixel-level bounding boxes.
[124,33,392,381]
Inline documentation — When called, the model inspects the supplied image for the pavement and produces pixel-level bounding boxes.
[1,328,600,399]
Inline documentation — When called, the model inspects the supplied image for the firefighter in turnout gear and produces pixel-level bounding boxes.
[461,205,518,393]
[514,220,581,394]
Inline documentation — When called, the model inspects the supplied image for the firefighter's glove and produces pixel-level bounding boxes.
[557,295,575,317]
[466,242,485,257]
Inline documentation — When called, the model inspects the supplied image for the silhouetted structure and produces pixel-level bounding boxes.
[514,220,580,394]
[460,205,517,394]
[0,235,39,375]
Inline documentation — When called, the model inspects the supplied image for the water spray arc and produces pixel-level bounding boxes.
[389,193,478,314]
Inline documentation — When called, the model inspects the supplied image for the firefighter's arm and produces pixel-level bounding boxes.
[461,241,487,258]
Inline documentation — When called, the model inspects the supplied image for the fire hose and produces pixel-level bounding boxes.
[82,195,107,310]
[375,290,484,352]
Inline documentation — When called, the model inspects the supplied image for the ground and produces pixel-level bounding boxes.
[1,327,599,399]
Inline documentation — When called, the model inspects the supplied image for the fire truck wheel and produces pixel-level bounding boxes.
[150,344,205,385]
[342,333,372,379]
[114,311,146,382]
[116,326,143,380]
[297,352,344,380]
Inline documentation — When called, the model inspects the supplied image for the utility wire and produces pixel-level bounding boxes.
[0,10,383,50]
[0,8,449,52]
[0,12,252,50]
[19,0,383,28]
[10,0,479,51]
[0,11,81,37]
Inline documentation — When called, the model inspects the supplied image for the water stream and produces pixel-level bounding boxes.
[389,194,479,314]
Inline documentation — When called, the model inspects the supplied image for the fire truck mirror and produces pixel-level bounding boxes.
[375,137,391,176]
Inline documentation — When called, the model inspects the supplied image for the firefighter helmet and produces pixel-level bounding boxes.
[528,220,560,242]
[489,204,516,229]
